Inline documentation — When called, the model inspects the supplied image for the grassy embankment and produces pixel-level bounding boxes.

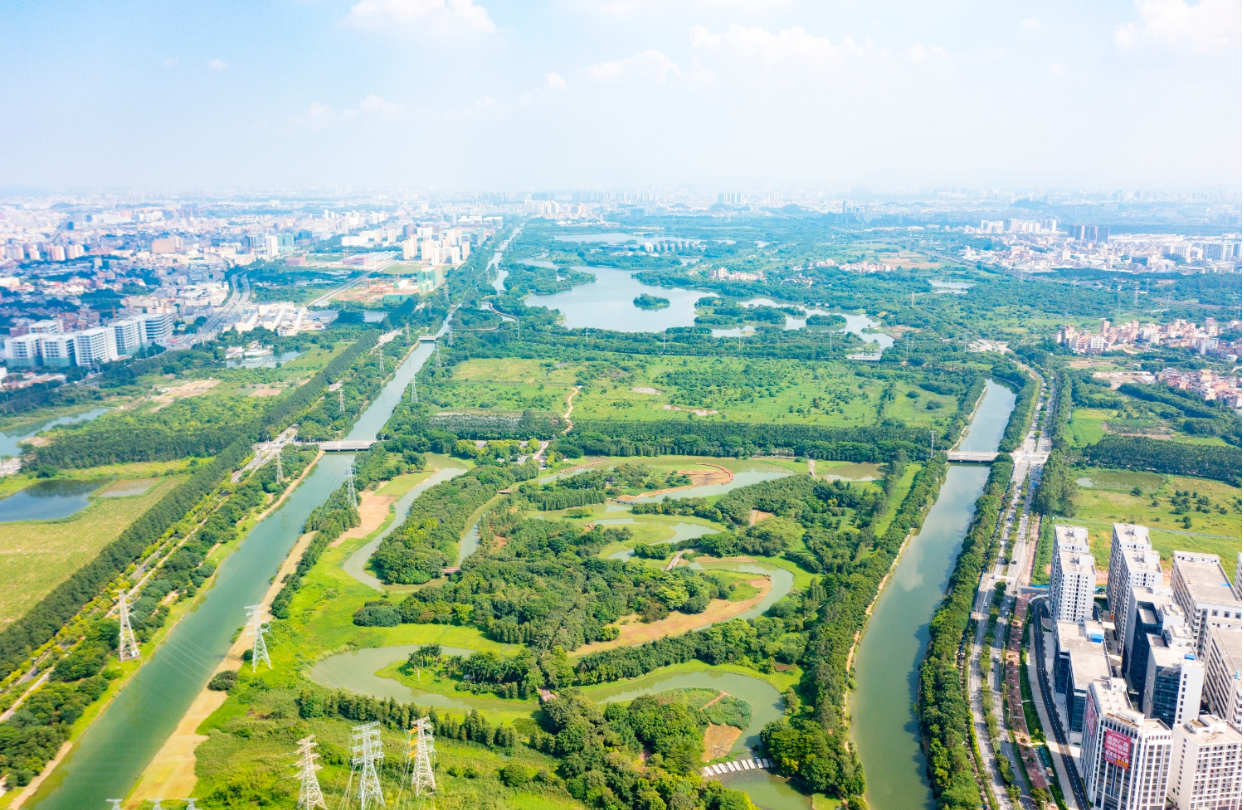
[0,476,186,624]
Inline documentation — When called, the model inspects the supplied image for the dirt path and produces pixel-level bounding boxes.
[129,528,319,806]
[561,386,581,435]
[702,690,729,709]
[331,491,395,546]
[572,576,770,657]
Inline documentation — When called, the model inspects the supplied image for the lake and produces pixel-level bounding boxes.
[525,266,703,333]
[0,479,100,522]
[0,407,109,458]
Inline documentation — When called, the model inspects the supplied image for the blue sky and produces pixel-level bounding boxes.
[0,0,1238,190]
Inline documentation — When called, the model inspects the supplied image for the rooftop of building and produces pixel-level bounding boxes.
[1091,678,1132,715]
[1057,621,1113,688]
[1056,524,1090,550]
[1113,523,1151,547]
[1173,554,1239,605]
[1058,548,1096,575]
[1208,625,1241,666]
[1178,714,1242,744]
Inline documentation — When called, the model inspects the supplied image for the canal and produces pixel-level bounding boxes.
[32,341,439,810]
[849,380,1016,810]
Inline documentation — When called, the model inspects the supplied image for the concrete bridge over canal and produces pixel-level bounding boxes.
[947,450,1000,463]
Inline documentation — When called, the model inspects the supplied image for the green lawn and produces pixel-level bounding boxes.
[1059,468,1241,579]
[0,477,187,624]
[437,355,959,429]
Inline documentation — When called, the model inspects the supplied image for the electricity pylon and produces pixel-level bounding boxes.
[339,388,346,415]
[245,604,271,672]
[346,464,358,508]
[118,590,140,662]
[292,735,327,810]
[276,451,284,484]
[350,722,386,810]
[408,717,436,797]
[409,380,417,403]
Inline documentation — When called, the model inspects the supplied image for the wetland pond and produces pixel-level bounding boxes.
[0,479,100,522]
[0,406,108,457]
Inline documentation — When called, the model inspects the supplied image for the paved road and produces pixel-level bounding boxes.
[1031,597,1090,810]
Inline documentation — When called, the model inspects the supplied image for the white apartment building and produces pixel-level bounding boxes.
[3,333,41,367]
[72,327,118,366]
[1167,715,1241,810]
[1171,552,1244,659]
[1203,626,1242,728]
[1084,704,1173,810]
[1053,525,1097,623]
[39,333,76,367]
[1083,677,1133,773]
[138,312,173,345]
[111,319,144,356]
[1108,524,1162,644]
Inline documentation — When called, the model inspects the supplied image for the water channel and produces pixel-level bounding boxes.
[0,406,109,458]
[33,340,439,810]
[849,380,1015,810]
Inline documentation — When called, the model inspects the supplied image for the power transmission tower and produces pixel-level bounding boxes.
[347,464,358,508]
[408,717,436,797]
[118,590,140,662]
[435,344,441,368]
[446,323,453,347]
[410,380,417,403]
[246,604,271,672]
[350,722,386,810]
[379,353,385,374]
[293,735,327,810]
[339,388,346,415]
[930,429,936,459]
[276,452,284,484]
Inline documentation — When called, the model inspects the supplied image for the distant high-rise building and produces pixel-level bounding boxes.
[137,312,173,345]
[1107,524,1162,643]
[73,327,118,366]
[39,333,76,368]
[1052,525,1096,623]
[3,333,41,367]
[110,319,143,356]
[1167,715,1241,810]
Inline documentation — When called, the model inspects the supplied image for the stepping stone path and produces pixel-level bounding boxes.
[700,757,775,778]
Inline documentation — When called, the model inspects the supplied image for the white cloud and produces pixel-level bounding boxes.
[291,101,336,129]
[589,49,686,82]
[359,93,402,118]
[904,44,948,62]
[208,59,228,70]
[1048,63,1068,78]
[1021,18,1044,32]
[346,0,494,36]
[546,72,567,90]
[1113,0,1239,52]
[689,24,882,71]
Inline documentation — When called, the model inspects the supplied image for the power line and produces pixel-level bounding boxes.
[246,604,271,672]
[118,590,140,662]
[293,735,328,810]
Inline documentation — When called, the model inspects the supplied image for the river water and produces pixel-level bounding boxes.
[33,341,438,810]
[849,380,1015,810]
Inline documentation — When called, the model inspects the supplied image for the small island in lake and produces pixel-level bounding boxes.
[633,293,671,310]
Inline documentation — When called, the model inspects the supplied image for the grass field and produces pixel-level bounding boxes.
[1058,467,1241,579]
[437,356,958,428]
[0,476,186,624]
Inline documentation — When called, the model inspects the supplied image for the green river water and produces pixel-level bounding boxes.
[33,341,438,810]
[849,380,1015,810]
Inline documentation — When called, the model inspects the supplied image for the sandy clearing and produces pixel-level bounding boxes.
[615,464,732,503]
[572,576,770,657]
[331,492,396,546]
[128,530,317,807]
[749,509,773,526]
[703,725,743,761]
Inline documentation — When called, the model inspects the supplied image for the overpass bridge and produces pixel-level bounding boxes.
[946,450,1000,463]
[318,440,377,452]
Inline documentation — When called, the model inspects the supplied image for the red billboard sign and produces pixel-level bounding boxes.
[1103,729,1132,769]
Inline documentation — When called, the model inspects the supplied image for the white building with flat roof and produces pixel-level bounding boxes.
[1083,704,1172,810]
[73,327,118,366]
[1141,624,1204,730]
[1171,551,1243,659]
[1203,626,1242,728]
[1053,525,1097,623]
[1107,524,1162,645]
[1167,714,1241,810]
